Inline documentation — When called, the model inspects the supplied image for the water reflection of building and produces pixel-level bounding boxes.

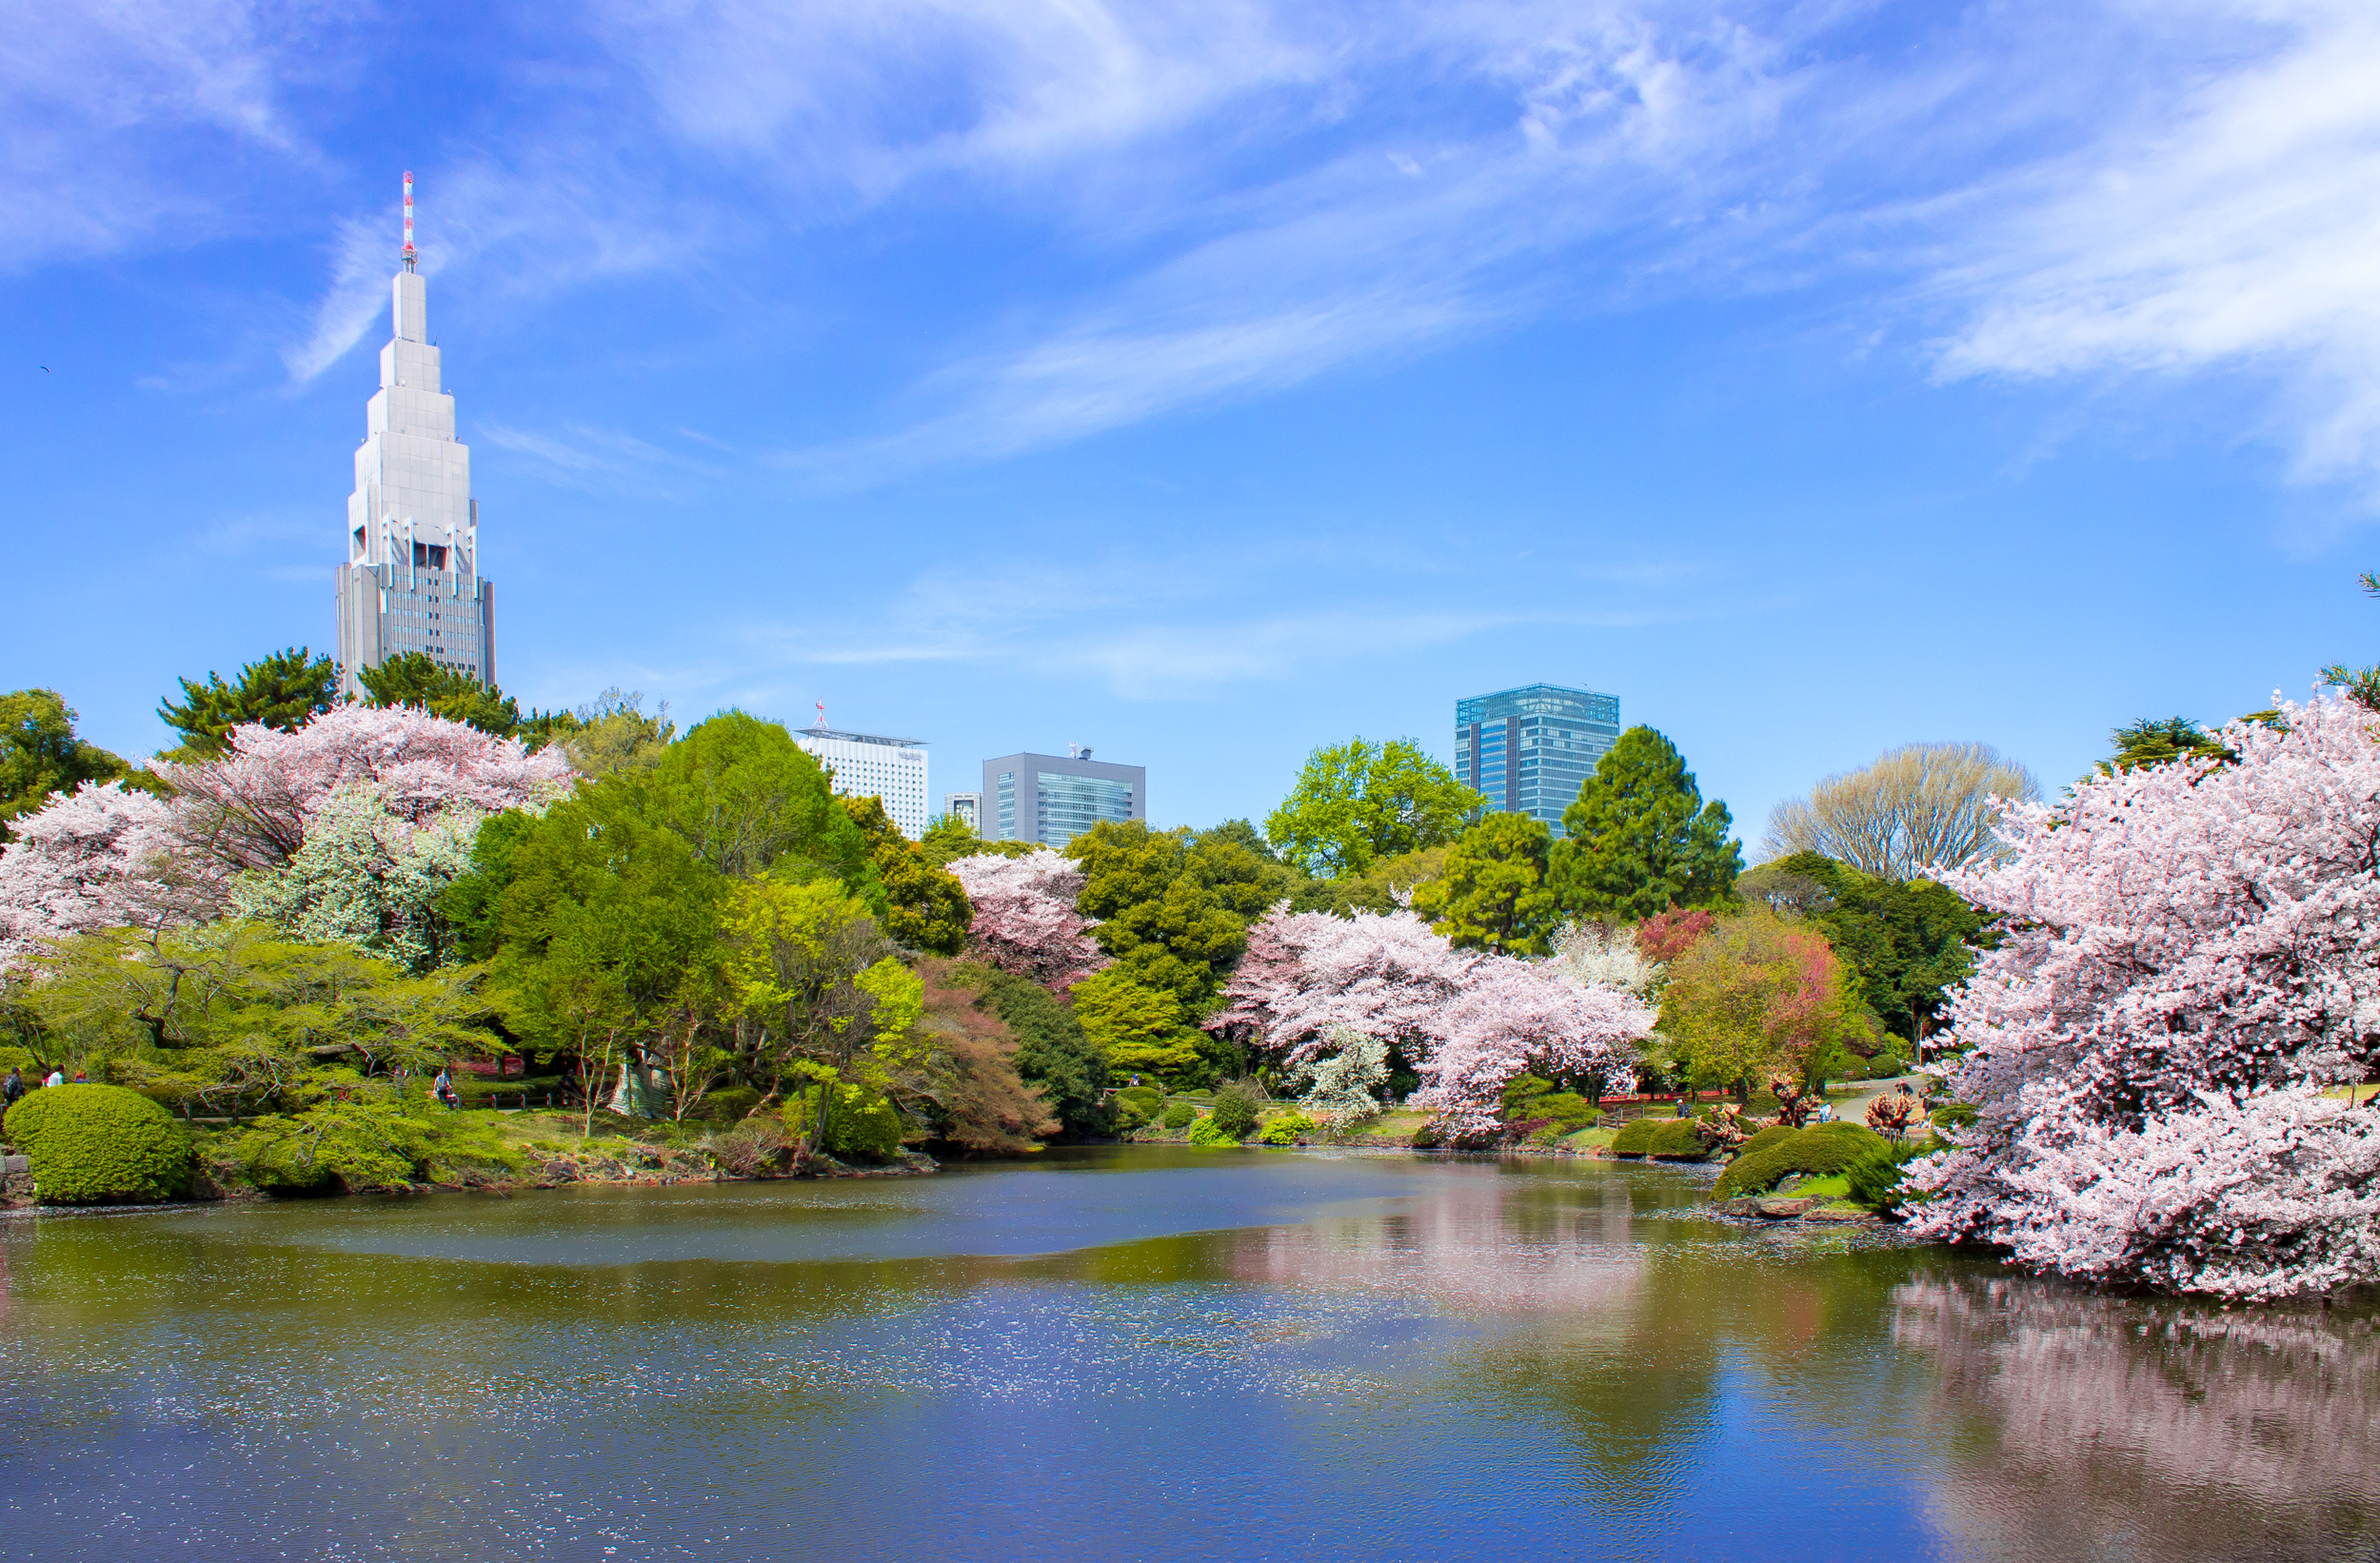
[1894,1274,2380,1560]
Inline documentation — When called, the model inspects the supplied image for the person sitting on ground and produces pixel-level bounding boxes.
[45,1068,65,1089]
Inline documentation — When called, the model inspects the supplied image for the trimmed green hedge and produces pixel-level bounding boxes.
[1716,1121,1889,1198]
[4,1084,192,1205]
[1610,1115,1715,1160]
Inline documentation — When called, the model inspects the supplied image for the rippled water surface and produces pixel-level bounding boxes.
[2,1147,2373,1561]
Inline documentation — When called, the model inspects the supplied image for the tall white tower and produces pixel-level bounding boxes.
[335,171,496,699]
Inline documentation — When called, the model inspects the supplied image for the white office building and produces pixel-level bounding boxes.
[797,725,931,840]
[335,175,496,699]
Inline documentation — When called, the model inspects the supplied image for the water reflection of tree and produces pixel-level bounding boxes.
[1894,1272,2380,1562]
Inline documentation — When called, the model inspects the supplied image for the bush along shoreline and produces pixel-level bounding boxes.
[1,1083,935,1210]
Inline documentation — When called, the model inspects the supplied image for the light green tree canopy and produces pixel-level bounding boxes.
[1264,737,1485,879]
[1411,812,1559,955]
[1550,726,1742,921]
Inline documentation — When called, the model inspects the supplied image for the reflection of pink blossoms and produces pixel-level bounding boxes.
[1909,694,2380,1299]
[1215,904,1653,1134]
[0,705,573,970]
[948,850,1109,992]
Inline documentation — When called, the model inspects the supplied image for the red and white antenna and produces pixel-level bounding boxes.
[402,171,417,270]
[813,700,827,729]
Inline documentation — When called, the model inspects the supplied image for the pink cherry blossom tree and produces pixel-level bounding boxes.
[1214,903,1654,1136]
[948,849,1110,991]
[159,702,573,873]
[1908,693,2380,1299]
[1212,904,1473,1066]
[0,782,205,965]
[0,704,573,970]
[1416,953,1652,1137]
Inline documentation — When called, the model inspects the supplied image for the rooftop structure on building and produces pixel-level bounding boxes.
[335,171,496,700]
[1455,683,1621,838]
[982,746,1143,848]
[942,792,982,833]
[795,705,931,840]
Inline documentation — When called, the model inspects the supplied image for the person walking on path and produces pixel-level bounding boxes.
[434,1067,455,1109]
[1,1067,21,1112]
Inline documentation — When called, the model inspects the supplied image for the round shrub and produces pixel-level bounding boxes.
[4,1084,192,1205]
[1117,1085,1164,1119]
[1186,1113,1241,1147]
[785,1083,905,1160]
[1612,1115,1716,1160]
[1210,1082,1262,1138]
[1716,1121,1889,1198]
[1161,1100,1199,1131]
[1259,1110,1316,1145]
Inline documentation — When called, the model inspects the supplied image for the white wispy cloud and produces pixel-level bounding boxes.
[735,544,1719,698]
[0,0,321,267]
[1928,0,2380,490]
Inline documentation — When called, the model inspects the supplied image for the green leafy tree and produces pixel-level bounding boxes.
[1265,737,1485,879]
[489,780,730,1119]
[2099,717,2231,775]
[1411,813,1559,954]
[26,922,496,1117]
[1656,907,1876,1098]
[1196,818,1278,863]
[644,712,877,894]
[1550,726,1742,920]
[563,690,674,777]
[918,812,987,866]
[1066,820,1279,1007]
[842,797,972,955]
[1,689,143,841]
[157,647,337,759]
[1745,851,1986,1050]
[1069,967,1203,1083]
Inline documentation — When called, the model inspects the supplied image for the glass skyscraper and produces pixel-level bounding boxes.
[1454,683,1622,838]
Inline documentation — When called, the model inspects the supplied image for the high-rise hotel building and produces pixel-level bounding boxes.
[335,175,496,700]
[1454,683,1622,838]
[796,723,932,841]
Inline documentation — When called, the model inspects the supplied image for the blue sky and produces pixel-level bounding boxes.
[7,0,2379,851]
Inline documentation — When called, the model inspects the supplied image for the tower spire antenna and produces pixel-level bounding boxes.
[402,170,417,271]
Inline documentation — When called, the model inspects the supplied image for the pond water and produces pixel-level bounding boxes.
[2,1147,2374,1562]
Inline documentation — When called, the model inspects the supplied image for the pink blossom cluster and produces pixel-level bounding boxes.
[157,704,574,871]
[1215,904,1653,1134]
[0,705,572,969]
[1909,694,2380,1298]
[947,850,1110,991]
[0,782,201,962]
